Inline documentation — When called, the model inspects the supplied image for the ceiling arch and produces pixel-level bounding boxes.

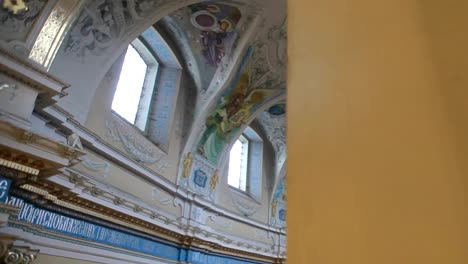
[47,0,287,206]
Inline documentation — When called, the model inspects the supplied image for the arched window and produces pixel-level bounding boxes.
[110,27,181,151]
[112,39,158,131]
[228,134,249,191]
[227,127,263,200]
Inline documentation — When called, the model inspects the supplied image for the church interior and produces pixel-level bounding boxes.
[2,0,468,264]
[0,0,286,263]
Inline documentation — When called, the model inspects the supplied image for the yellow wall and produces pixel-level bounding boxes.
[288,0,468,263]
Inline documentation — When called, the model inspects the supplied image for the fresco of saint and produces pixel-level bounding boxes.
[189,2,241,66]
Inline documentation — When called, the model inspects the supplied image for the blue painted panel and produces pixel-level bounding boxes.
[0,176,11,203]
[279,209,286,221]
[5,195,272,264]
[179,248,189,261]
[6,196,180,260]
[193,169,208,187]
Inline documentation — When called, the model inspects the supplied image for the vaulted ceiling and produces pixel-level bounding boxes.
[154,0,287,190]
[0,0,288,260]
[37,0,287,208]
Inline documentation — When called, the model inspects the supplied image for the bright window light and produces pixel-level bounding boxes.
[228,135,249,191]
[112,45,148,124]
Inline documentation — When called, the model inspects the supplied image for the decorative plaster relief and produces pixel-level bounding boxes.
[258,110,286,169]
[67,132,84,150]
[267,17,287,71]
[0,82,18,101]
[105,119,170,173]
[207,214,233,230]
[64,0,176,58]
[249,40,285,91]
[67,132,110,179]
[231,194,260,217]
[63,171,182,221]
[0,244,39,264]
[152,187,173,205]
[45,170,281,257]
[65,0,126,57]
[80,156,110,179]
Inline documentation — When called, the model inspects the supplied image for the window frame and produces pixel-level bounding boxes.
[110,27,182,152]
[228,134,250,192]
[111,38,159,133]
[132,38,159,132]
[227,127,264,201]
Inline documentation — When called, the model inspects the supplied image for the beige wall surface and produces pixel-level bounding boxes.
[288,0,468,263]
[36,254,101,264]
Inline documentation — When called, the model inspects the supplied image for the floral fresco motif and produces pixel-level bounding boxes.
[188,2,241,67]
[197,48,276,164]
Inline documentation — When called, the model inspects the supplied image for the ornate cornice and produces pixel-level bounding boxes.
[11,181,282,261]
[38,107,285,235]
[0,48,69,99]
[0,120,86,179]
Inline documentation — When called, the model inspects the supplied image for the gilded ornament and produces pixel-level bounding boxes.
[210,169,219,190]
[182,152,193,178]
[2,0,28,14]
[271,199,277,218]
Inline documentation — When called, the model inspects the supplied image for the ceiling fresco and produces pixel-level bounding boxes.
[0,0,289,259]
[197,47,283,165]
[175,0,287,204]
[166,2,244,92]
[51,0,287,222]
